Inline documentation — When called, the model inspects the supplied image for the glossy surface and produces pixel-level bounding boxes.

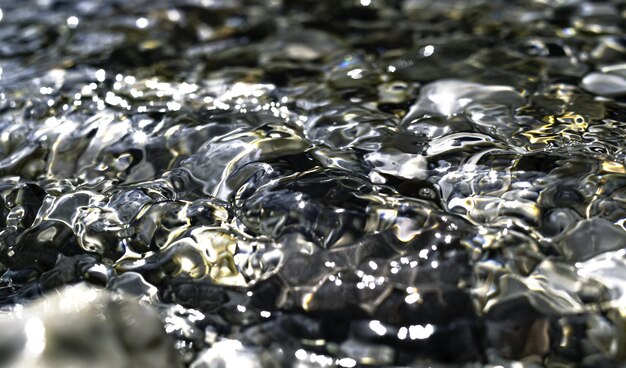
[0,0,626,366]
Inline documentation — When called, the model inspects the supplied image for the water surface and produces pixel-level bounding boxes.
[1,0,626,367]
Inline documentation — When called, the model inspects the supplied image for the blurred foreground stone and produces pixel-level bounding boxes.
[0,283,182,368]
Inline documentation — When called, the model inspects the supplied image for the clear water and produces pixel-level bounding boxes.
[1,0,626,367]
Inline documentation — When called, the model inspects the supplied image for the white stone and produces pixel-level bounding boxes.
[582,72,626,97]
[0,283,181,368]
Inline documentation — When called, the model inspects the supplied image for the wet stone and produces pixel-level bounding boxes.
[0,283,182,368]
[582,72,626,97]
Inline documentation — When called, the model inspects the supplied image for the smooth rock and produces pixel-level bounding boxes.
[0,283,181,368]
[581,72,626,97]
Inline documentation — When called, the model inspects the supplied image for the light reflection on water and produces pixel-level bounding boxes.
[0,0,625,367]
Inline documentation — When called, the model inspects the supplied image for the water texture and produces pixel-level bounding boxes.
[0,0,626,367]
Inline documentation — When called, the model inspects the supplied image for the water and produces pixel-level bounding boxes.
[0,0,625,366]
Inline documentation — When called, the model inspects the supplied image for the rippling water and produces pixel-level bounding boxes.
[1,0,626,367]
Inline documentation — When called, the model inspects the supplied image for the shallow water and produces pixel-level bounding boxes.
[1,0,626,366]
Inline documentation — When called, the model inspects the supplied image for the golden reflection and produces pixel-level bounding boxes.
[601,161,626,174]
[521,112,588,144]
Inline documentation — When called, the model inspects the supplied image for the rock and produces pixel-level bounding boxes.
[0,283,181,368]
[581,72,626,97]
